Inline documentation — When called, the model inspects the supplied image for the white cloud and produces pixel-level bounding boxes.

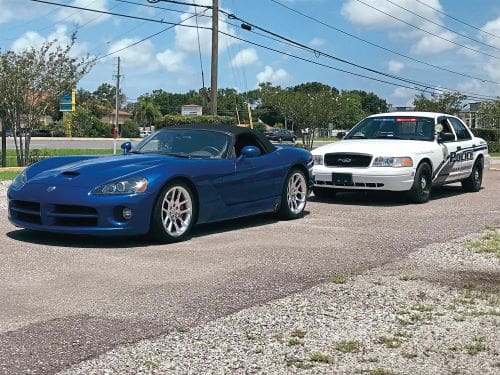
[256,66,290,85]
[230,48,258,68]
[11,25,88,57]
[56,0,110,26]
[388,60,404,74]
[0,0,47,23]
[309,37,325,48]
[390,87,415,106]
[106,38,157,70]
[341,0,455,55]
[480,17,500,49]
[156,49,186,72]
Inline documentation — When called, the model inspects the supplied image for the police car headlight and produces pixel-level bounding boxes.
[313,155,324,165]
[373,157,413,167]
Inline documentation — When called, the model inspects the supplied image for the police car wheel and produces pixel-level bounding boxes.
[461,160,483,192]
[408,162,432,204]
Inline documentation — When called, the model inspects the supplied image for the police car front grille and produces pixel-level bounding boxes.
[324,153,372,167]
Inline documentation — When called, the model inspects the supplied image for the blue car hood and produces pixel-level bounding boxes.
[27,154,177,188]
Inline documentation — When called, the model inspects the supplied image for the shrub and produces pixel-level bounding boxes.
[156,114,236,129]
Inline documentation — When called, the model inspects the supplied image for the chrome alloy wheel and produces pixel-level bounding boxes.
[161,186,193,237]
[287,172,307,215]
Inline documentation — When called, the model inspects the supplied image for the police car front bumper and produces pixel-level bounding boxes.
[313,166,415,191]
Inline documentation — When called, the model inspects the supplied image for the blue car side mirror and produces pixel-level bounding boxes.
[121,141,132,154]
[240,146,261,158]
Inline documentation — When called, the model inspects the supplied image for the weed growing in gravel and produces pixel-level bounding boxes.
[363,368,395,375]
[336,340,363,353]
[274,334,285,343]
[467,229,500,258]
[399,274,423,281]
[291,329,306,338]
[288,337,304,346]
[464,336,487,355]
[309,352,335,364]
[378,336,401,349]
[286,359,314,369]
[331,275,348,284]
[393,330,413,339]
[401,351,418,359]
[143,360,159,370]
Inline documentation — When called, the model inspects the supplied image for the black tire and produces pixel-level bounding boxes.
[278,168,308,219]
[462,159,483,192]
[150,181,196,243]
[313,186,336,199]
[407,163,432,204]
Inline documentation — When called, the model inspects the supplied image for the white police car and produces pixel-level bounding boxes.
[312,112,490,203]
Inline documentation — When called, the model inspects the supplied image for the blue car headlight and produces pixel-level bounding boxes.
[91,178,148,195]
[11,169,27,190]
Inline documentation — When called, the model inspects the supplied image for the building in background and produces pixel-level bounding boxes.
[181,104,203,116]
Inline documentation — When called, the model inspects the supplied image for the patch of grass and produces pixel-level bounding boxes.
[274,334,285,343]
[288,337,304,346]
[412,304,433,312]
[286,359,314,369]
[399,274,423,281]
[309,352,335,364]
[291,329,306,338]
[378,336,401,349]
[467,229,500,258]
[143,360,159,369]
[331,275,348,284]
[0,170,20,180]
[401,351,418,359]
[2,148,114,167]
[336,340,363,353]
[464,336,487,355]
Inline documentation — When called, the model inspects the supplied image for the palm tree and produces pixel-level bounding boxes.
[133,96,161,131]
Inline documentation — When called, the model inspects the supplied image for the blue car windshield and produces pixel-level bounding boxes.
[345,116,436,141]
[133,129,230,158]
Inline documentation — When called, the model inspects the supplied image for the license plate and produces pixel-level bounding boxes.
[332,173,353,186]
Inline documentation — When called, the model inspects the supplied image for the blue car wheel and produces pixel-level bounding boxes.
[279,168,307,219]
[151,181,195,242]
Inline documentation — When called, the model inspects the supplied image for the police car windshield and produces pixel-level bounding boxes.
[345,116,435,141]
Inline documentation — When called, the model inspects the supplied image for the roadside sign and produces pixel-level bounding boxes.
[59,87,76,112]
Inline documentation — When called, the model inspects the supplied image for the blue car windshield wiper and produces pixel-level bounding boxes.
[157,151,192,158]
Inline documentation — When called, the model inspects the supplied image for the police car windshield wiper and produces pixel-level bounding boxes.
[374,135,402,139]
[349,135,367,139]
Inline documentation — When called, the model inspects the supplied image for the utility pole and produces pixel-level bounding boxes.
[210,0,218,115]
[114,56,121,154]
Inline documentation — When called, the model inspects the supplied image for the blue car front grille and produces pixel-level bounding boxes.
[10,200,99,227]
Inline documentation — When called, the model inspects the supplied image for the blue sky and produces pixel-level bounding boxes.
[2,0,500,107]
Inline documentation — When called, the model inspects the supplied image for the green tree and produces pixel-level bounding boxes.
[133,96,162,129]
[0,34,92,165]
[121,119,140,138]
[348,90,388,114]
[477,100,500,128]
[413,92,466,115]
[68,107,110,137]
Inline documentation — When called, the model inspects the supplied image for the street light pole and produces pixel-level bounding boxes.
[210,0,218,116]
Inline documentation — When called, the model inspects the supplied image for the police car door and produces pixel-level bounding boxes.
[446,116,475,181]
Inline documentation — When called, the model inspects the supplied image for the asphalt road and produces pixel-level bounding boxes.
[0,171,499,374]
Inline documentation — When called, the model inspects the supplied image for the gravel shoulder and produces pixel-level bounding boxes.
[58,229,500,375]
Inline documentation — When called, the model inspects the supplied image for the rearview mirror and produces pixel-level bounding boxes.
[121,141,132,154]
[240,145,261,158]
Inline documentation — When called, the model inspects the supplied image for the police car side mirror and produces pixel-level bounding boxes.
[337,131,346,139]
[438,132,455,143]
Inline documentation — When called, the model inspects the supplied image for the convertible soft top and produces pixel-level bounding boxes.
[162,123,276,154]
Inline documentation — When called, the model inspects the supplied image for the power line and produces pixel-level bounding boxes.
[354,0,500,61]
[415,0,500,42]
[30,0,209,29]
[222,11,498,100]
[218,30,495,102]
[115,0,210,17]
[384,0,500,53]
[268,0,500,85]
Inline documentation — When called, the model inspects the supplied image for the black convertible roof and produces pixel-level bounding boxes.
[162,123,276,153]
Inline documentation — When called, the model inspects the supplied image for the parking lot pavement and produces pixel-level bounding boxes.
[0,171,499,374]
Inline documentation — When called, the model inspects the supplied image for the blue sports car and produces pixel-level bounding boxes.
[8,124,313,242]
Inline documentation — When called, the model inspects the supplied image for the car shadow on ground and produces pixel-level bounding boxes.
[310,184,470,207]
[5,211,310,249]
